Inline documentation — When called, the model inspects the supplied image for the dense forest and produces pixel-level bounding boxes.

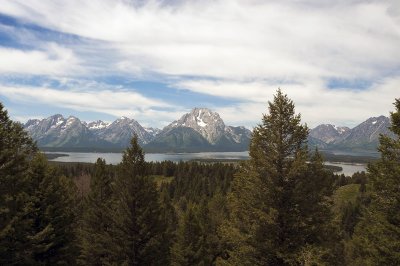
[1,90,399,265]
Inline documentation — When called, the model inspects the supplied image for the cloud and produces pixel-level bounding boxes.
[0,44,83,76]
[1,0,399,80]
[212,77,400,128]
[0,84,175,122]
[0,0,399,128]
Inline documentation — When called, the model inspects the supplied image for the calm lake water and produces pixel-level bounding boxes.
[48,151,367,176]
[48,151,249,164]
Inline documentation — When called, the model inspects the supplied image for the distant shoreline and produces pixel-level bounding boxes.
[44,150,378,165]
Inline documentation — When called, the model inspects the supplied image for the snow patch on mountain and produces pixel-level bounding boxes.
[144,127,161,137]
[160,107,251,146]
[87,120,110,130]
[197,117,207,127]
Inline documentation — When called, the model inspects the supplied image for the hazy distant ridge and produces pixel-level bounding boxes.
[24,110,392,153]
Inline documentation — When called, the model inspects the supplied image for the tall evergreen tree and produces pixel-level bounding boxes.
[171,204,206,266]
[26,153,78,265]
[1,103,78,264]
[0,102,37,264]
[346,99,400,265]
[78,158,114,265]
[221,90,334,265]
[159,185,178,265]
[108,136,168,265]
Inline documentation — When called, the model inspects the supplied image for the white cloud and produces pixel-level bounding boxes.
[0,0,399,128]
[1,0,399,80]
[0,44,82,76]
[212,77,400,128]
[0,85,177,124]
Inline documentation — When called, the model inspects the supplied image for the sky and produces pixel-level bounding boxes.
[0,0,399,129]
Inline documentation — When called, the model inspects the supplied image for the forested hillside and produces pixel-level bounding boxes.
[1,91,399,265]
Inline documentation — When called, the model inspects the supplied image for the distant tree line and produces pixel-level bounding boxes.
[1,91,399,265]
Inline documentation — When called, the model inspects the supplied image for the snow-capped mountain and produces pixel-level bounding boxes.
[86,120,110,131]
[309,116,394,151]
[24,114,103,148]
[146,108,252,152]
[24,110,251,152]
[333,116,393,149]
[162,108,226,144]
[94,116,154,146]
[309,124,350,144]
[24,115,155,149]
[24,112,392,153]
[144,127,162,137]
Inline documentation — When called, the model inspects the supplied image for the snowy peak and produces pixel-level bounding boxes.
[144,127,161,137]
[335,126,350,135]
[345,116,392,144]
[363,116,387,127]
[309,124,349,144]
[23,114,155,148]
[23,114,98,148]
[96,116,154,145]
[164,107,226,144]
[87,120,110,130]
[158,107,251,148]
[310,116,394,151]
[48,114,65,129]
[25,119,40,129]
[192,108,217,128]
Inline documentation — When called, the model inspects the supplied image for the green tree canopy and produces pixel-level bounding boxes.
[78,158,114,265]
[108,136,168,265]
[221,90,335,265]
[0,103,78,264]
[346,99,400,265]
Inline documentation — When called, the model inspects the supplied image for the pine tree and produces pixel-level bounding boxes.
[221,90,334,265]
[26,153,78,265]
[108,136,168,265]
[159,185,178,265]
[1,103,79,264]
[78,158,114,265]
[171,203,207,266]
[0,102,37,264]
[346,99,400,265]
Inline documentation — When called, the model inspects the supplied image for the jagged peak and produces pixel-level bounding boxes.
[190,107,219,117]
[66,115,78,121]
[50,113,64,118]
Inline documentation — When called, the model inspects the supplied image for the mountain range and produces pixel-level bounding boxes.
[308,115,394,153]
[23,108,393,153]
[24,108,251,152]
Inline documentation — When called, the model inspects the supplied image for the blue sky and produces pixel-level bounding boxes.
[0,0,399,128]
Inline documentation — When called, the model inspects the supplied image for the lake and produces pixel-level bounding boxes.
[47,151,250,164]
[48,151,367,176]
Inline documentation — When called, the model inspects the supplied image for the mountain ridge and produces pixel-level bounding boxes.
[23,108,252,152]
[309,115,394,152]
[23,110,393,153]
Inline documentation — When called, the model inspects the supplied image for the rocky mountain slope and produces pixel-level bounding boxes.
[24,115,109,148]
[92,117,153,147]
[24,115,158,150]
[309,116,394,152]
[145,108,252,152]
[23,108,251,152]
[24,111,392,153]
[310,124,350,144]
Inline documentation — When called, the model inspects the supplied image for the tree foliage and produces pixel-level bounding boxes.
[346,99,400,265]
[78,158,114,265]
[222,90,335,265]
[4,95,400,265]
[107,136,168,265]
[0,103,78,265]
